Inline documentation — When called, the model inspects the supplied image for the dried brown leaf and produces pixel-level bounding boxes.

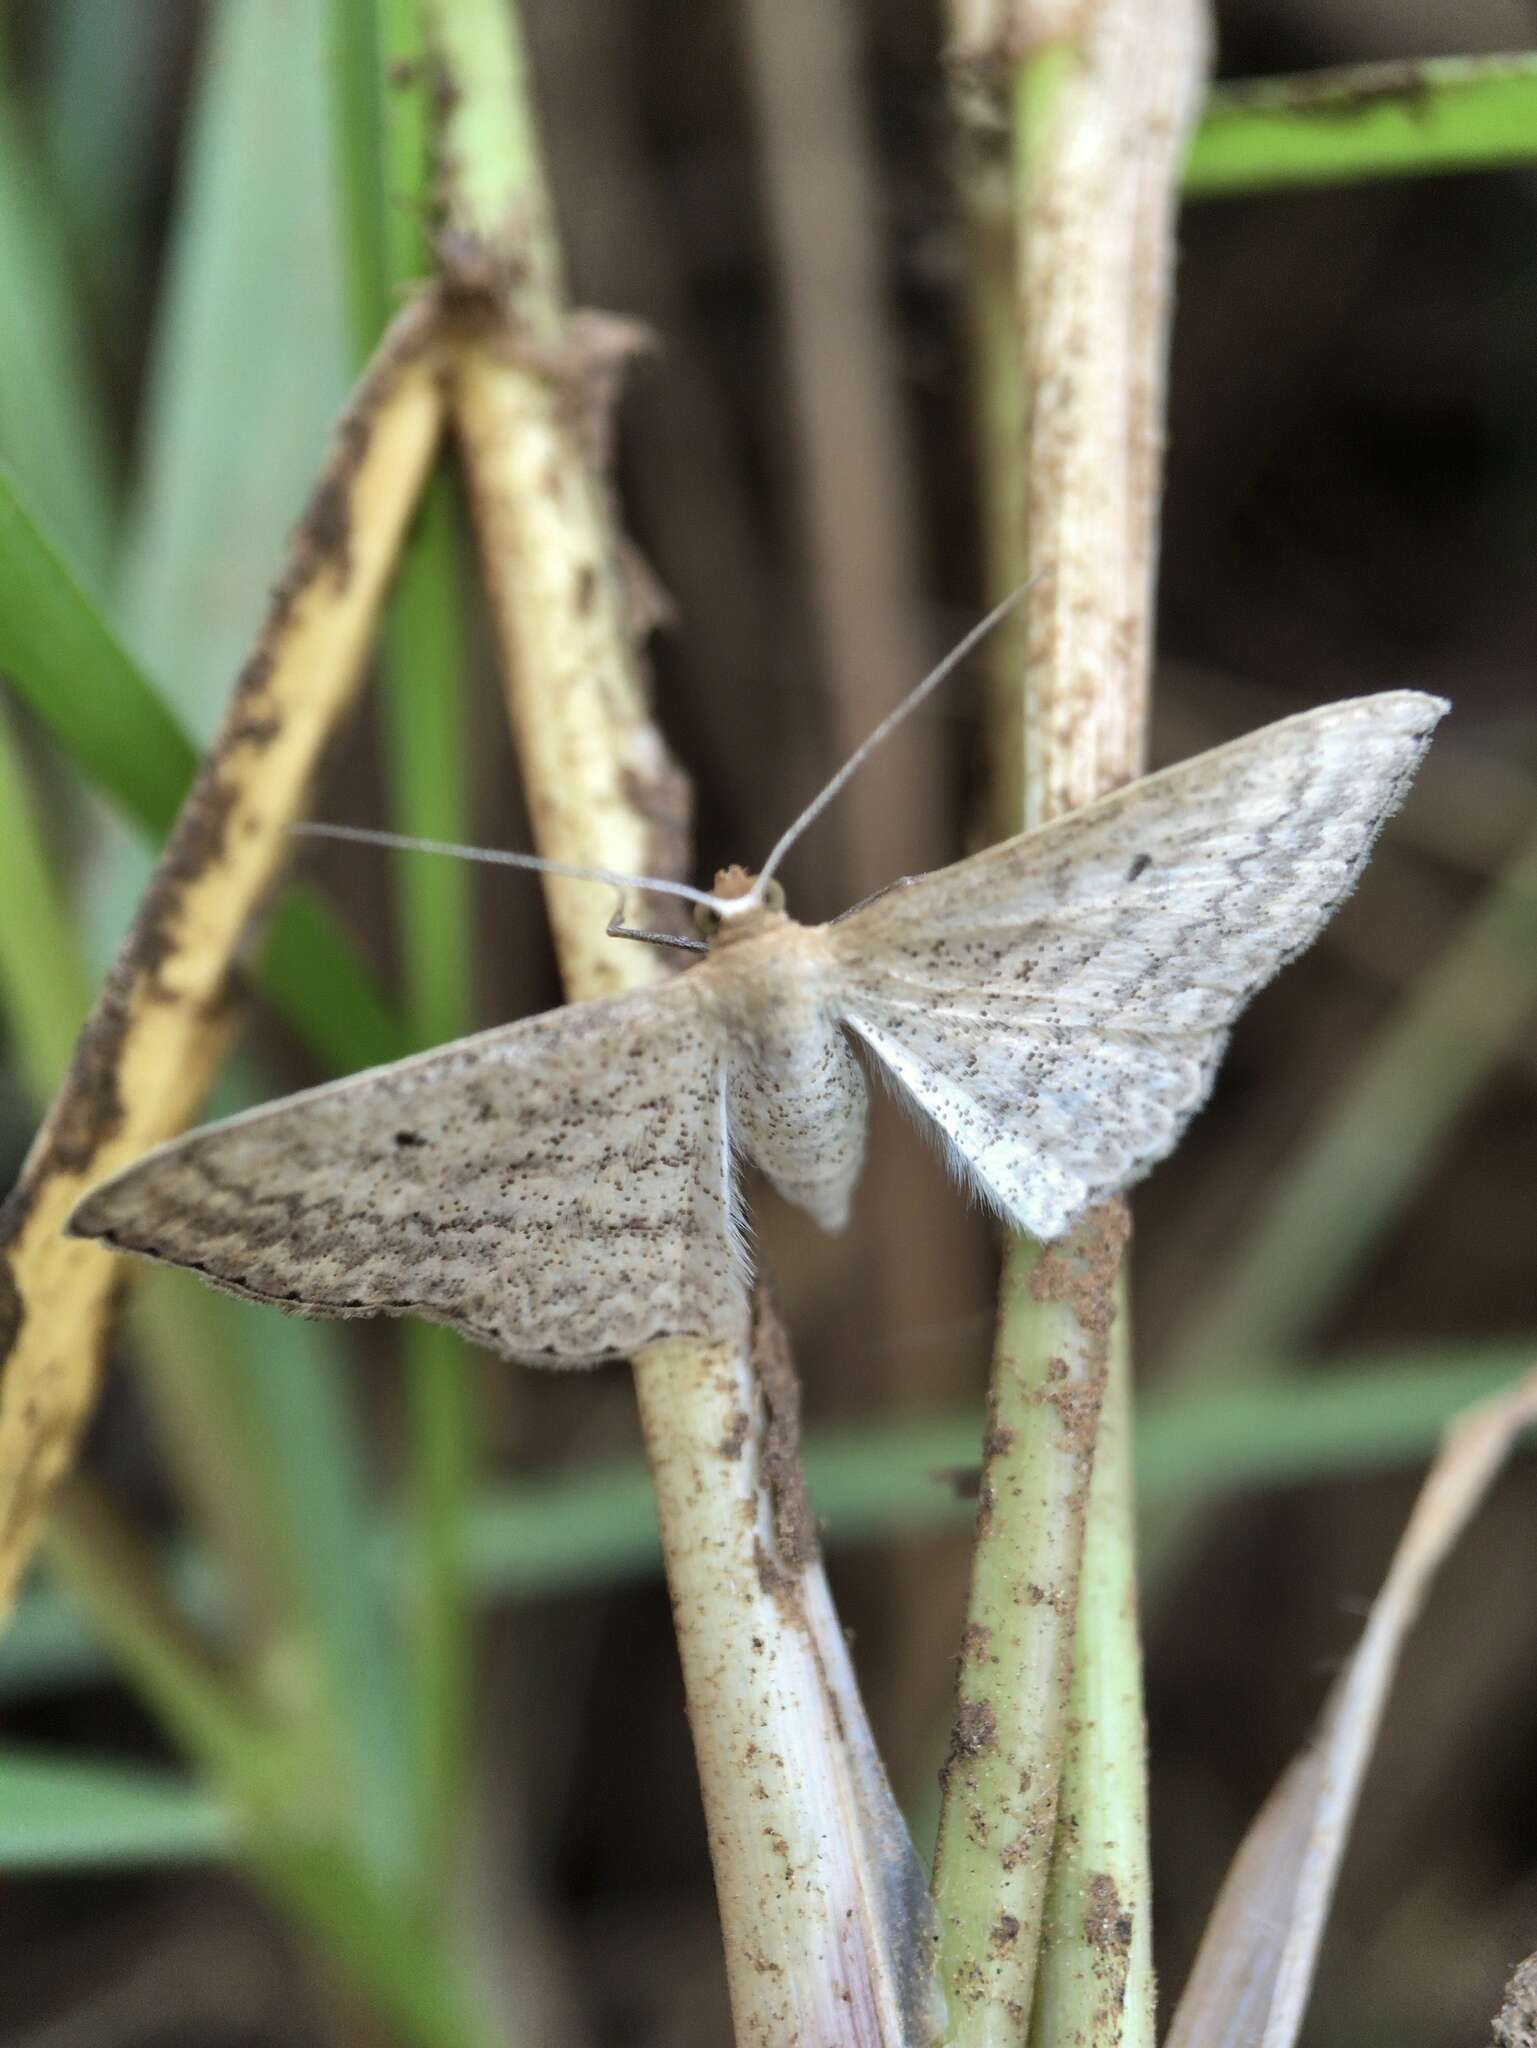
[1167,1359,1537,2048]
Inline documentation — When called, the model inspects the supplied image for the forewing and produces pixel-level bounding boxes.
[826,691,1447,1239]
[69,979,745,1366]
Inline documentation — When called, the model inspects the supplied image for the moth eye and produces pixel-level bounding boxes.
[694,903,722,939]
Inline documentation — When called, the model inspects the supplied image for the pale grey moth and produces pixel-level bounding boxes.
[69,688,1447,1366]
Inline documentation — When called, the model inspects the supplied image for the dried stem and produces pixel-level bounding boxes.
[0,306,446,1616]
[424,1,934,2033]
[934,3,1208,2041]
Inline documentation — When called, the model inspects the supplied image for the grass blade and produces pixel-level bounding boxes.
[34,2,165,353]
[0,712,92,1101]
[115,0,349,723]
[45,1486,498,2048]
[1187,54,1537,198]
[0,463,407,1072]
[1145,828,1537,1584]
[0,463,193,829]
[326,0,392,359]
[8,1340,1533,1701]
[0,38,114,588]
[218,1302,416,1892]
[0,1750,233,1868]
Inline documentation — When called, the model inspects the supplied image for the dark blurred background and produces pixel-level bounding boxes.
[3,2,1537,2044]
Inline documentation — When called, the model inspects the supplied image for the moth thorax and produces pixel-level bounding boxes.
[701,868,789,948]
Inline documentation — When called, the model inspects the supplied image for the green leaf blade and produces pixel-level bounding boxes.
[1188,54,1537,196]
[0,1750,234,1869]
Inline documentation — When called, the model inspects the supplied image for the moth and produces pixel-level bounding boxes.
[70,684,1447,1366]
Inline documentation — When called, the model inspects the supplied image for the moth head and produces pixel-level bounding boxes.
[697,868,786,944]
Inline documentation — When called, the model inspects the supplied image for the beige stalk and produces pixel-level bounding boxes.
[428,1,939,2036]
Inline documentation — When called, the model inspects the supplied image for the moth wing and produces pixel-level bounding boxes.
[826,691,1446,1239]
[70,978,746,1366]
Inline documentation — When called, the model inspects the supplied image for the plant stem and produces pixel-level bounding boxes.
[931,1212,1124,2034]
[425,0,935,2030]
[384,244,480,1943]
[378,466,478,1905]
[937,4,1208,2040]
[637,1321,936,2044]
[326,0,483,1897]
[0,308,445,1619]
[1027,1283,1153,2048]
[15,1336,1536,1716]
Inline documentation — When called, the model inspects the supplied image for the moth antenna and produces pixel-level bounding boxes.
[753,579,1038,893]
[604,904,708,954]
[291,823,732,917]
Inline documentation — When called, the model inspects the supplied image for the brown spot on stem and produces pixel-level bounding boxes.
[951,1959,987,2010]
[718,1408,751,1461]
[0,1264,21,1358]
[1084,1874,1132,1955]
[990,1912,1020,1952]
[960,1622,992,1666]
[950,1698,998,1760]
[752,1286,814,1573]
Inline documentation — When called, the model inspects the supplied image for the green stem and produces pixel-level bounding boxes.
[423,0,564,329]
[383,479,478,1896]
[386,31,480,1909]
[1028,1283,1154,2048]
[384,479,474,1046]
[328,0,482,1907]
[931,1212,1124,2039]
[940,6,1205,2036]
